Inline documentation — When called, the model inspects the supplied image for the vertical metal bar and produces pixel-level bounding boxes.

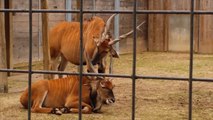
[28,0,33,120]
[132,0,137,120]
[189,0,195,120]
[110,0,120,74]
[79,0,83,119]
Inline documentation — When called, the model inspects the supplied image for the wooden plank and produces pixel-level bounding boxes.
[198,0,213,53]
[163,0,170,51]
[76,0,80,21]
[194,0,201,53]
[166,0,191,52]
[0,0,8,93]
[148,0,165,51]
[41,0,51,79]
[4,0,13,76]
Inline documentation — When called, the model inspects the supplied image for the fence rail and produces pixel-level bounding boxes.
[0,0,213,120]
[2,9,213,14]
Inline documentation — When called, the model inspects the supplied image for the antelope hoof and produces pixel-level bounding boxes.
[60,107,70,113]
[51,108,62,115]
[69,108,74,113]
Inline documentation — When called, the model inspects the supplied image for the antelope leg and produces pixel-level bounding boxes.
[83,51,96,73]
[65,100,92,114]
[49,55,60,79]
[58,55,68,78]
[98,56,107,73]
[31,91,53,114]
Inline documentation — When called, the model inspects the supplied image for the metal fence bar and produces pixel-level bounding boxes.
[131,0,137,119]
[1,9,213,14]
[0,1,213,120]
[0,65,212,83]
[78,0,84,119]
[27,0,33,120]
[1,68,213,82]
[189,0,195,119]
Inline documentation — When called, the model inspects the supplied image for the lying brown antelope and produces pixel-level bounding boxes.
[20,76,115,114]
[49,14,145,78]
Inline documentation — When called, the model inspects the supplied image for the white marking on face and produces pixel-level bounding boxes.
[106,99,114,104]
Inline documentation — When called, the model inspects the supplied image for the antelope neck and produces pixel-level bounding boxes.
[89,81,100,109]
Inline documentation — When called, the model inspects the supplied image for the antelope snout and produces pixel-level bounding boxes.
[106,98,115,104]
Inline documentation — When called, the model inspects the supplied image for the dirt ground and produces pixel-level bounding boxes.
[0,52,213,120]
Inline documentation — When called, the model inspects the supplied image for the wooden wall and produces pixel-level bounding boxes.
[0,0,8,92]
[10,0,148,63]
[197,0,213,53]
[148,0,213,53]
[4,0,213,64]
[12,0,65,63]
[148,0,167,51]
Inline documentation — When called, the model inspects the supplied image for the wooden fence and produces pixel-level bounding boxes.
[148,0,213,53]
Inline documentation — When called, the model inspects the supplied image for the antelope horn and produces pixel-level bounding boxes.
[99,14,117,44]
[104,14,117,36]
[108,21,146,45]
[96,14,117,46]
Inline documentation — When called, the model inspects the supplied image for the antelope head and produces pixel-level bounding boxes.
[94,14,145,59]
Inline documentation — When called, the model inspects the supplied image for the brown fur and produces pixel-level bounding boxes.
[49,16,118,78]
[20,76,115,114]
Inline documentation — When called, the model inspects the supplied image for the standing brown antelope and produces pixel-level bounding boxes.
[49,14,144,78]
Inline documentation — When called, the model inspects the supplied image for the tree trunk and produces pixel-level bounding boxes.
[5,0,13,76]
[41,0,51,79]
[0,1,8,93]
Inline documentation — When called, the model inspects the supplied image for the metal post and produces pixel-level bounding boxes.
[28,0,33,119]
[79,0,83,119]
[189,0,195,119]
[66,0,72,21]
[109,0,120,74]
[132,0,137,119]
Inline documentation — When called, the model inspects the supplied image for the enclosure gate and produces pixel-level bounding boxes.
[0,0,213,120]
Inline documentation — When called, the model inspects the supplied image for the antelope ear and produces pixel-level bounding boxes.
[110,47,119,58]
[100,81,106,88]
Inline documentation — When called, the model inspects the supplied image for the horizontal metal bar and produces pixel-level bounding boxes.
[31,10,191,14]
[1,9,213,14]
[192,78,213,82]
[137,76,213,82]
[0,9,29,13]
[0,69,29,73]
[1,69,213,82]
[137,76,189,81]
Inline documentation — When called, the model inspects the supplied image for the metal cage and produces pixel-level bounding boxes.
[0,0,213,120]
